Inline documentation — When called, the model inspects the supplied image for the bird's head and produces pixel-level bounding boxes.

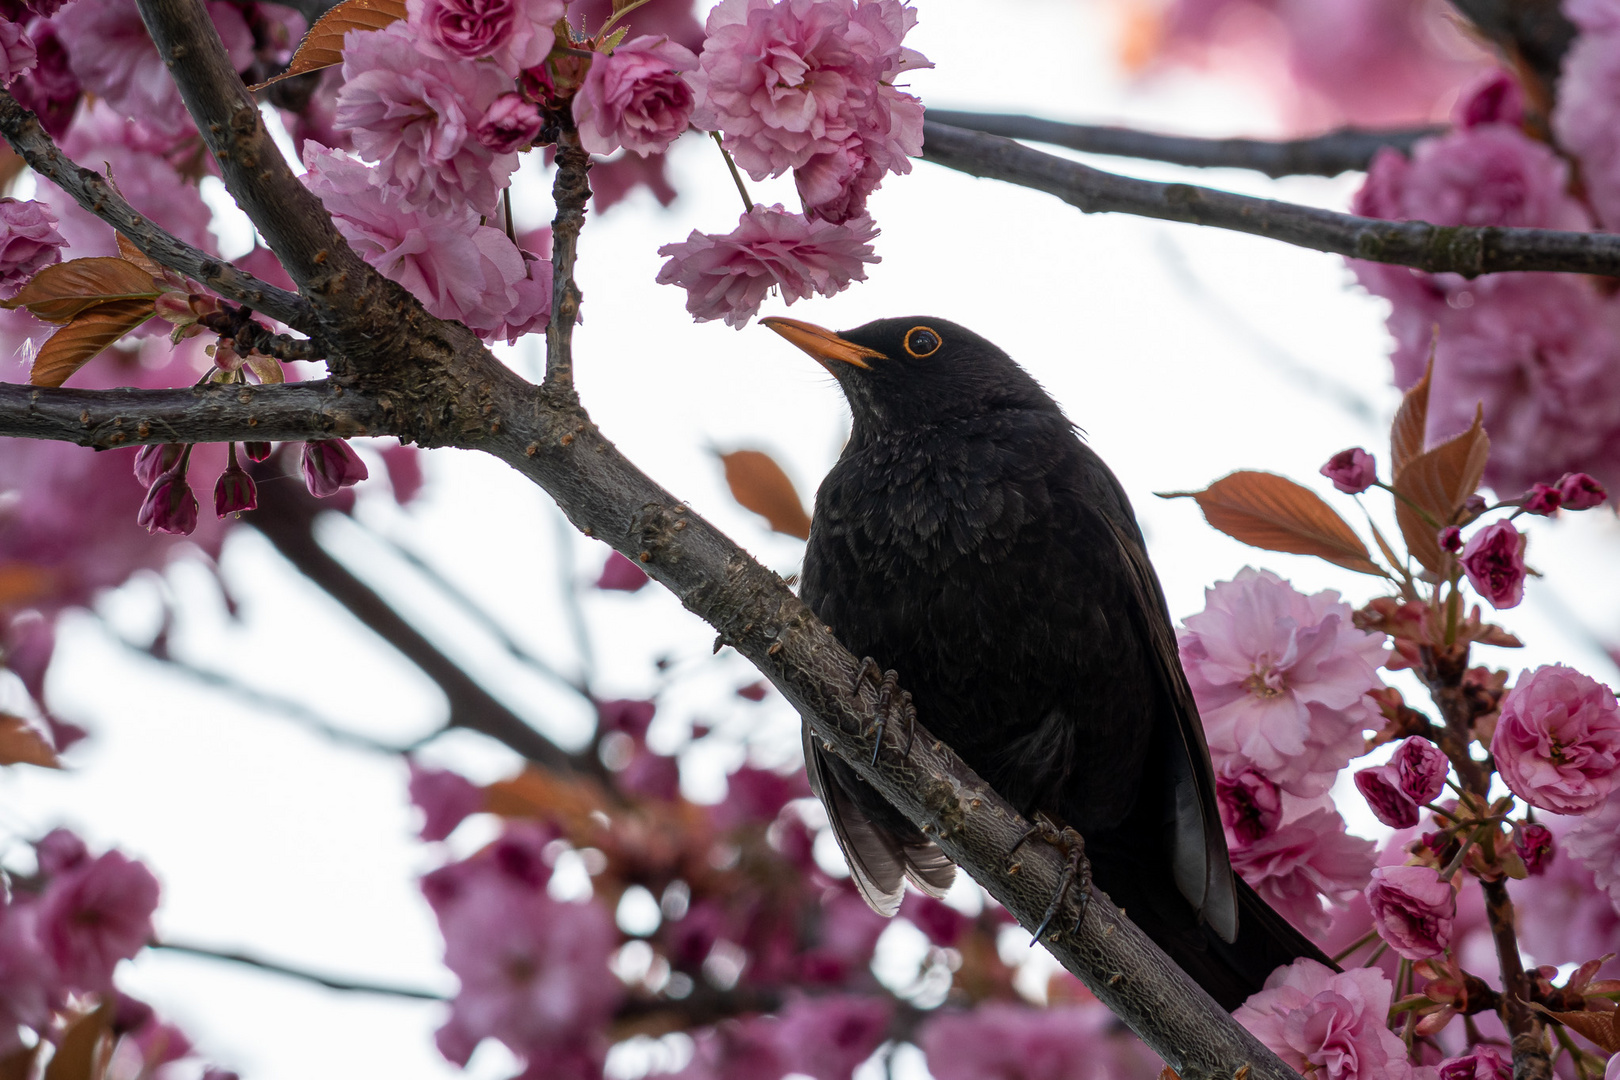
[762,316,1060,434]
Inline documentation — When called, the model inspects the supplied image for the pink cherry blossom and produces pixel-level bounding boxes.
[1566,791,1620,909]
[1178,568,1387,796]
[768,994,890,1080]
[656,204,879,328]
[1365,865,1455,959]
[1320,448,1376,494]
[690,0,929,185]
[1556,0,1620,231]
[0,21,36,86]
[595,550,650,592]
[35,828,87,876]
[1492,664,1620,814]
[301,439,369,499]
[476,93,544,153]
[0,198,64,296]
[921,1001,1162,1080]
[1559,472,1608,509]
[0,898,56,1054]
[36,849,160,990]
[1392,737,1447,804]
[408,761,484,841]
[1454,70,1524,130]
[1522,482,1561,516]
[574,35,698,157]
[211,461,256,517]
[137,468,199,535]
[11,24,80,137]
[1227,808,1376,935]
[1217,767,1282,843]
[1235,959,1426,1080]
[1355,766,1419,829]
[405,0,563,75]
[1514,821,1556,876]
[337,22,517,215]
[1438,1046,1512,1080]
[1461,521,1526,609]
[1513,812,1620,976]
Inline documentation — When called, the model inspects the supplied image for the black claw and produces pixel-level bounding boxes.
[1020,816,1090,945]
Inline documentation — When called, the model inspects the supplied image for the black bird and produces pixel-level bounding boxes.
[763,314,1334,1009]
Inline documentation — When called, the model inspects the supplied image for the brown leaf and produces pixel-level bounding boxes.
[0,713,60,768]
[1160,471,1384,576]
[483,767,611,838]
[0,561,58,609]
[3,257,162,323]
[718,449,812,540]
[1393,405,1489,573]
[0,1044,40,1080]
[249,0,407,89]
[44,1000,112,1080]
[116,233,170,281]
[30,299,157,387]
[1391,351,1434,476]
[1548,1010,1620,1054]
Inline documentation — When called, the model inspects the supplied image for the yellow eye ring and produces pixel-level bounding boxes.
[904,326,942,358]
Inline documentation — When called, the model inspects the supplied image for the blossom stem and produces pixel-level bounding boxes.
[503,186,516,245]
[1330,927,1381,963]
[597,0,652,35]
[711,131,755,214]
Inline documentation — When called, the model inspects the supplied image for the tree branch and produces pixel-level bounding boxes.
[924,111,1442,178]
[921,121,1620,278]
[0,90,318,334]
[544,124,590,400]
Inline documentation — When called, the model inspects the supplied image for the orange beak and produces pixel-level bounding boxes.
[761,316,885,371]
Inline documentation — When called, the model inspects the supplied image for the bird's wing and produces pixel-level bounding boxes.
[1106,517,1239,943]
[803,722,955,915]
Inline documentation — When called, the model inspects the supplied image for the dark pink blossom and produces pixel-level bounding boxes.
[381,442,423,503]
[574,35,698,157]
[1514,821,1555,876]
[1320,447,1376,494]
[597,699,656,741]
[595,550,649,591]
[212,461,256,516]
[137,469,199,535]
[1461,520,1526,609]
[0,197,64,296]
[0,898,56,1053]
[301,439,369,498]
[1492,664,1620,814]
[616,746,680,800]
[767,994,891,1080]
[337,22,517,215]
[0,21,36,86]
[921,1001,1160,1080]
[709,764,808,830]
[37,849,160,990]
[1228,808,1377,936]
[1556,0,1620,231]
[476,93,543,153]
[405,0,563,74]
[133,444,183,486]
[1454,70,1524,130]
[1392,736,1447,804]
[11,25,80,137]
[35,827,87,876]
[1438,525,1462,553]
[1355,766,1419,829]
[1559,471,1608,509]
[656,204,879,328]
[1439,1046,1512,1080]
[1235,960,1423,1080]
[899,892,966,947]
[1523,482,1562,515]
[1178,568,1387,796]
[408,761,484,841]
[1216,767,1282,843]
[1365,864,1455,959]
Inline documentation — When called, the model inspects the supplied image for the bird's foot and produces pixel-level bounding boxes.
[858,662,916,767]
[1015,814,1091,945]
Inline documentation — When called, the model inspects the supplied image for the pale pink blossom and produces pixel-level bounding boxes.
[1461,521,1527,609]
[656,204,878,328]
[37,849,160,990]
[1235,959,1426,1080]
[574,35,698,157]
[1492,665,1620,815]
[0,198,64,296]
[690,0,929,187]
[1566,791,1620,909]
[1178,568,1387,796]
[1365,865,1455,959]
[337,22,517,215]
[1228,808,1377,935]
[0,21,36,86]
[1513,813,1620,976]
[408,761,484,841]
[405,0,563,74]
[921,1001,1161,1080]
[1556,0,1620,231]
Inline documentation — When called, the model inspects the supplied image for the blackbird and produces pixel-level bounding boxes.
[763,314,1334,1009]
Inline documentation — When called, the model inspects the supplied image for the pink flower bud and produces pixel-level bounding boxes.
[1320,447,1377,494]
[596,698,655,741]
[1513,822,1554,875]
[1461,520,1527,609]
[242,441,272,463]
[1217,767,1282,843]
[1355,766,1419,828]
[1462,494,1488,520]
[35,827,87,876]
[1557,472,1607,510]
[595,551,649,592]
[213,463,257,517]
[1437,525,1463,552]
[301,439,368,498]
[133,443,185,486]
[1492,664,1620,814]
[1522,482,1561,515]
[137,471,198,535]
[475,92,543,153]
[407,760,483,842]
[1365,864,1455,959]
[1438,1046,1512,1080]
[1392,737,1448,804]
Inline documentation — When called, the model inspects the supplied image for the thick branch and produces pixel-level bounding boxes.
[0,90,317,334]
[922,121,1620,278]
[545,125,590,399]
[925,111,1441,177]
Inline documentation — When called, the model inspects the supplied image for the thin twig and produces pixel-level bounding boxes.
[924,111,1442,178]
[152,940,448,1000]
[712,131,754,212]
[544,124,591,398]
[921,121,1620,279]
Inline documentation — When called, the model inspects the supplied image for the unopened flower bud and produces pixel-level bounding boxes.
[1461,494,1488,522]
[213,463,257,517]
[1320,448,1377,494]
[1522,482,1561,516]
[1356,766,1420,828]
[1513,822,1554,875]
[1392,736,1448,804]
[137,471,198,535]
[301,439,368,498]
[476,92,543,153]
[1438,525,1463,553]
[133,443,184,486]
[242,441,272,463]
[1461,520,1527,609]
[1557,472,1607,510]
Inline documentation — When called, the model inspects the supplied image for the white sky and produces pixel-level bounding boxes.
[5,1,1620,1078]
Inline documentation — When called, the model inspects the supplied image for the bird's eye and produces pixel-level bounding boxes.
[904,326,942,358]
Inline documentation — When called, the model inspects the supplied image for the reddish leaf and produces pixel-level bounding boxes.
[483,767,610,836]
[1161,470,1383,576]
[44,1000,112,1080]
[718,449,812,540]
[1547,1010,1619,1054]
[0,713,60,768]
[249,0,407,89]
[1391,352,1434,477]
[116,233,171,281]
[1393,405,1489,573]
[3,257,162,323]
[0,1044,41,1080]
[0,561,57,608]
[29,299,157,387]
